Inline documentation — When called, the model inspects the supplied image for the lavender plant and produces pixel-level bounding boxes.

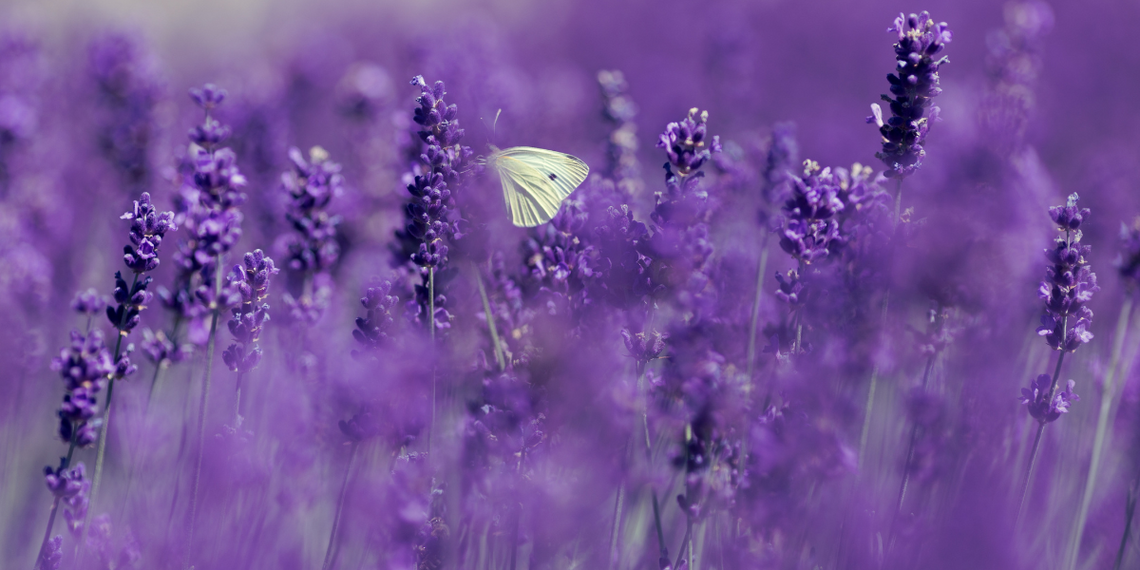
[11,4,1140,569]
[1018,192,1097,525]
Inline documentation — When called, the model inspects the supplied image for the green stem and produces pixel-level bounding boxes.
[638,362,668,563]
[322,442,358,570]
[1017,342,1067,529]
[79,272,141,554]
[1067,298,1134,569]
[746,234,771,380]
[1114,480,1139,570]
[234,371,245,427]
[428,267,436,458]
[607,484,625,570]
[188,255,224,560]
[475,267,506,371]
[891,353,937,541]
[33,437,77,570]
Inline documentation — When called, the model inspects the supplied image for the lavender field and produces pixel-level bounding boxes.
[4,0,1140,568]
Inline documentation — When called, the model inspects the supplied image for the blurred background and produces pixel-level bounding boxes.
[3,0,1140,568]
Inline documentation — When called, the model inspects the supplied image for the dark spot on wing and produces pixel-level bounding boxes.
[548,173,558,180]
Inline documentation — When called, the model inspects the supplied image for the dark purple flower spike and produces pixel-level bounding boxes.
[868,12,952,179]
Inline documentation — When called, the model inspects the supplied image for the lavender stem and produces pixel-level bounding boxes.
[188,254,224,560]
[32,436,76,570]
[1114,480,1138,570]
[322,441,358,570]
[1067,297,1135,569]
[1017,333,1067,529]
[745,234,771,379]
[79,271,141,556]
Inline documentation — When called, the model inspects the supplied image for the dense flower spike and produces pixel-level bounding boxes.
[1037,193,1097,352]
[122,192,176,273]
[43,460,89,536]
[400,75,470,269]
[778,160,846,264]
[281,146,343,274]
[279,146,343,323]
[352,280,399,355]
[87,32,163,191]
[222,250,279,373]
[868,12,952,178]
[658,107,721,178]
[171,84,246,278]
[51,330,114,447]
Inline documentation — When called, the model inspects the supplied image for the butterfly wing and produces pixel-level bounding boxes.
[490,146,589,227]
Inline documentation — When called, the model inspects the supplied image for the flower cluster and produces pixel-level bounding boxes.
[172,84,246,278]
[1020,374,1080,424]
[121,192,175,274]
[868,11,952,178]
[401,76,470,270]
[222,250,278,374]
[352,280,399,356]
[43,460,90,536]
[1115,216,1140,294]
[87,32,163,191]
[278,146,343,323]
[599,69,643,198]
[51,330,114,447]
[1036,193,1097,352]
[778,160,847,265]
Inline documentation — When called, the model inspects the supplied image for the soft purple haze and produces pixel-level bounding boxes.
[3,0,1140,569]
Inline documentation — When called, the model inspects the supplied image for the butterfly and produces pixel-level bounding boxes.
[485,145,589,227]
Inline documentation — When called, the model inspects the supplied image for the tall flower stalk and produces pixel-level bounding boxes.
[80,191,175,550]
[180,83,248,555]
[1017,193,1097,525]
[221,250,278,425]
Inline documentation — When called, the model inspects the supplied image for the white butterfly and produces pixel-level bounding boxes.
[486,145,589,227]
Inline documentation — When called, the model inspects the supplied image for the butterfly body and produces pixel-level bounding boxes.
[486,145,589,227]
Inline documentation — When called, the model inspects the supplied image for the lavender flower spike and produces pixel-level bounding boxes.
[657,107,721,177]
[222,250,279,374]
[1036,193,1098,353]
[868,12,952,178]
[121,192,176,274]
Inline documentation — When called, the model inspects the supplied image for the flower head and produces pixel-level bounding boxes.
[222,250,279,373]
[1021,375,1080,423]
[868,12,952,178]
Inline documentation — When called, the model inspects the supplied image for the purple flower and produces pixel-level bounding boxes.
[280,146,343,274]
[51,330,114,447]
[868,12,952,179]
[778,160,846,264]
[1037,193,1098,352]
[352,280,399,356]
[1021,374,1080,423]
[222,250,279,374]
[70,288,108,316]
[87,32,163,191]
[1115,217,1140,293]
[121,192,176,273]
[657,108,722,177]
[43,460,91,537]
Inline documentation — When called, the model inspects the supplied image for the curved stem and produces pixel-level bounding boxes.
[1068,298,1135,569]
[188,255,224,560]
[322,442,358,570]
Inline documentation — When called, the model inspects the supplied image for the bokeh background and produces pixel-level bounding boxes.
[3,0,1140,568]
